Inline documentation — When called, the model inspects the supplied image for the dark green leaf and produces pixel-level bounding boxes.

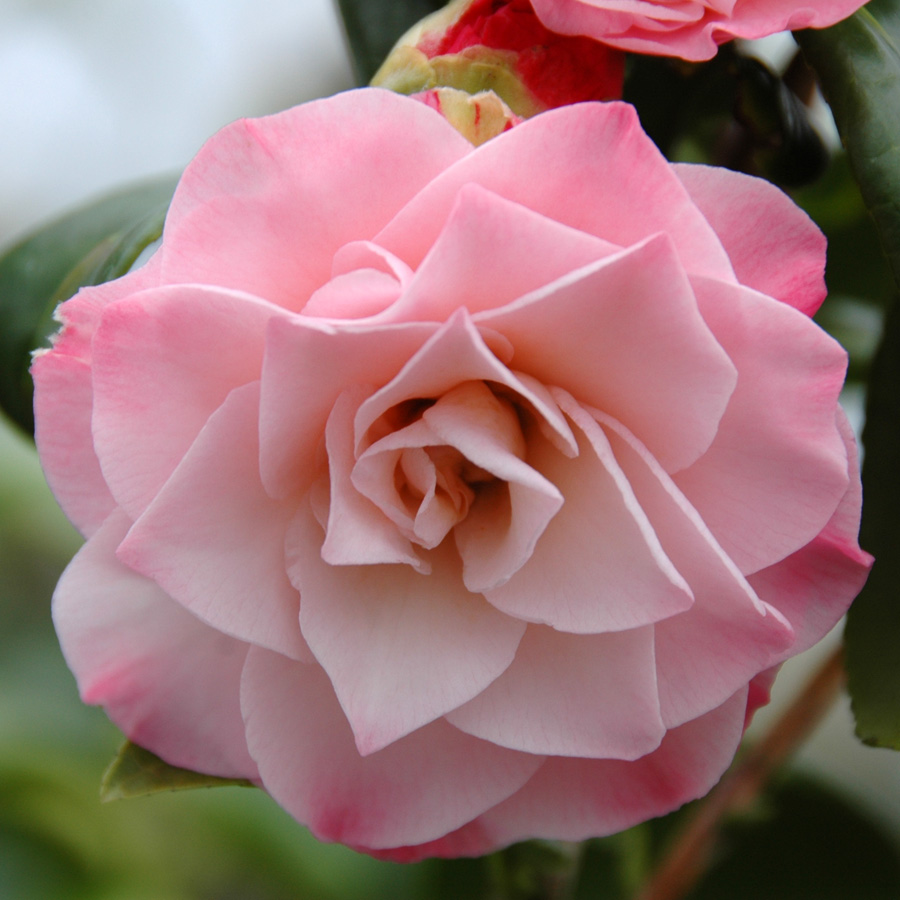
[685,776,900,899]
[797,6,900,291]
[845,298,900,749]
[335,0,446,84]
[797,3,900,750]
[0,176,177,435]
[100,741,253,801]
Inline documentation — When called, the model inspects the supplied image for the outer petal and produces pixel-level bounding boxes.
[478,234,737,473]
[159,89,472,310]
[447,625,665,759]
[288,502,526,755]
[91,285,285,520]
[596,408,794,727]
[259,316,439,498]
[675,278,850,574]
[53,510,256,779]
[376,102,735,283]
[43,252,163,364]
[383,182,620,323]
[32,256,162,536]
[118,382,311,662]
[477,687,748,844]
[485,392,693,633]
[673,163,827,316]
[749,408,872,657]
[32,354,116,537]
[241,647,544,849]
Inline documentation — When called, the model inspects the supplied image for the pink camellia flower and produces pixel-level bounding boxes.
[530,0,869,61]
[33,89,870,860]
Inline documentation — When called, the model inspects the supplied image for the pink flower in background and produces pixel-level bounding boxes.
[33,89,870,859]
[530,0,869,61]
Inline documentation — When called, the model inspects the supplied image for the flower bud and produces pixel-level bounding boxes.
[373,0,625,118]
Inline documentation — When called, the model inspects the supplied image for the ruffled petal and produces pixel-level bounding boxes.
[447,625,664,759]
[485,391,693,633]
[32,353,116,537]
[53,510,257,779]
[118,382,310,662]
[477,687,748,844]
[675,277,851,574]
[531,0,866,61]
[91,285,285,520]
[32,256,163,536]
[241,647,543,849]
[596,408,794,727]
[259,315,439,498]
[288,502,525,754]
[384,182,619,322]
[674,163,826,315]
[749,408,872,657]
[353,309,576,457]
[159,89,472,310]
[318,385,427,570]
[376,102,735,281]
[479,234,737,472]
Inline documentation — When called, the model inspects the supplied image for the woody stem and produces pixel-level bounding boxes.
[634,644,847,900]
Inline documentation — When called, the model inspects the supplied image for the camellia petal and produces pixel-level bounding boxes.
[288,502,526,755]
[117,383,311,662]
[353,309,576,458]
[32,256,163,536]
[376,102,735,281]
[31,353,117,538]
[749,409,873,656]
[241,646,543,849]
[675,277,851,573]
[91,285,287,520]
[673,164,827,316]
[529,0,869,61]
[477,687,749,844]
[595,406,795,726]
[159,90,472,309]
[258,315,440,499]
[54,510,257,779]
[484,391,694,633]
[478,234,737,473]
[447,624,665,759]
[319,385,428,570]
[384,182,620,323]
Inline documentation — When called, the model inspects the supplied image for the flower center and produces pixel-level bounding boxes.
[353,380,526,550]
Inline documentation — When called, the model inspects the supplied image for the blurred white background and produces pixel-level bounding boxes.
[0,0,353,244]
[1,0,899,855]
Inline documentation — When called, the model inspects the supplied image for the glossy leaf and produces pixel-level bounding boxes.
[798,4,900,748]
[335,0,446,83]
[100,741,253,801]
[0,176,177,435]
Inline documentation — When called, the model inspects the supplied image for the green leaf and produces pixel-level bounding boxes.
[797,3,900,749]
[0,176,177,435]
[100,741,253,801]
[797,6,900,291]
[685,777,900,899]
[844,298,900,749]
[335,0,446,84]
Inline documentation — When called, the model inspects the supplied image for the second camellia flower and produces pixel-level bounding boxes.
[33,89,870,860]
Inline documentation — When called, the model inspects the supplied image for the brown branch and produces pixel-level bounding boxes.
[635,645,847,900]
